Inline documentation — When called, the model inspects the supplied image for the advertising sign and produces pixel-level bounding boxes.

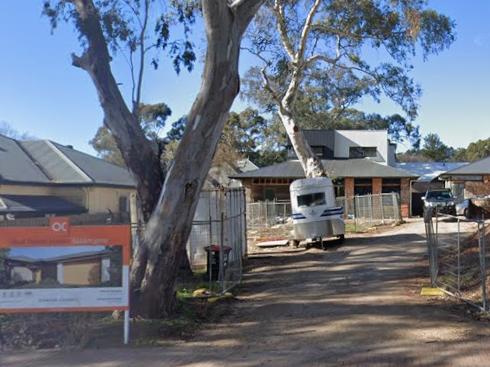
[0,217,132,342]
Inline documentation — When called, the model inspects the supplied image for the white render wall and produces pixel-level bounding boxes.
[334,130,390,165]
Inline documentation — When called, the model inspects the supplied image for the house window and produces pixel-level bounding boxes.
[382,178,401,194]
[333,178,344,197]
[354,178,372,196]
[264,188,275,201]
[311,146,325,158]
[297,192,326,208]
[349,147,378,159]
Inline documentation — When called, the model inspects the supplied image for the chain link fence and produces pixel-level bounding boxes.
[247,193,401,231]
[425,208,489,311]
[186,188,246,293]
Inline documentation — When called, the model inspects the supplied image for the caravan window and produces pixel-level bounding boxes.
[297,192,326,208]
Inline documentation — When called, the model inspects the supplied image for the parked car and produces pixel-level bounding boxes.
[423,188,456,216]
[456,199,470,218]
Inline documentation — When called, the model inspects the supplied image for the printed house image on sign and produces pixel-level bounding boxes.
[0,246,122,289]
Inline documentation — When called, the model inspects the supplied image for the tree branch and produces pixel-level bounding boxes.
[272,0,295,61]
[296,0,321,62]
[229,0,265,33]
[133,0,150,116]
[71,52,90,70]
[260,68,282,104]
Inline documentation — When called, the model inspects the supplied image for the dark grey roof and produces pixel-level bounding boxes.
[0,135,50,183]
[0,194,86,215]
[231,159,418,179]
[0,134,136,187]
[441,156,490,176]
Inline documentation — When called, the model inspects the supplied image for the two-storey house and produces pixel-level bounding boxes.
[232,129,417,217]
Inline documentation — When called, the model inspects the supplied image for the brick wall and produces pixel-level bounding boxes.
[372,178,382,195]
[400,178,411,218]
[344,177,354,198]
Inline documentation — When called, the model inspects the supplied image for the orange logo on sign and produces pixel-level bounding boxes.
[49,217,70,234]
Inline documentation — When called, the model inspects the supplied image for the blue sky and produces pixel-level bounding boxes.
[0,1,488,155]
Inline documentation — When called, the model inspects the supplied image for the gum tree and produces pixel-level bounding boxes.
[243,0,455,177]
[43,0,263,317]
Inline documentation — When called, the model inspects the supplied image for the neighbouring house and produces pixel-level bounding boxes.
[232,129,418,217]
[0,134,136,220]
[440,156,490,198]
[4,249,119,287]
[395,162,468,216]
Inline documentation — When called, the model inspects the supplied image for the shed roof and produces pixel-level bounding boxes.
[231,159,418,179]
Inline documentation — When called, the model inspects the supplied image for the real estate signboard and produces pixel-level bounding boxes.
[0,216,132,342]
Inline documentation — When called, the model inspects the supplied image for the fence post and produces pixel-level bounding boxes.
[354,196,359,232]
[368,194,373,226]
[392,192,400,222]
[265,201,268,227]
[479,218,487,310]
[219,211,225,293]
[380,194,385,225]
[243,190,248,258]
[457,217,461,292]
[344,197,348,219]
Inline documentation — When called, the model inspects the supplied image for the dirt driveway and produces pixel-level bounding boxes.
[3,219,490,366]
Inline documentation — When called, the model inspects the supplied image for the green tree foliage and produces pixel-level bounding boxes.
[90,102,172,166]
[421,133,453,161]
[457,138,490,162]
[226,109,287,166]
[398,133,453,162]
[242,0,454,149]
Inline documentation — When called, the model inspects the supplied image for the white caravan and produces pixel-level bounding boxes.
[290,177,345,246]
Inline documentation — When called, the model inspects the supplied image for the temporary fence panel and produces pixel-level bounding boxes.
[424,209,489,311]
[247,193,401,231]
[185,188,246,293]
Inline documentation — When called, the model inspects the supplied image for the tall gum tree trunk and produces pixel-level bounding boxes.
[71,0,263,317]
[278,109,326,178]
[70,0,193,289]
[130,0,263,317]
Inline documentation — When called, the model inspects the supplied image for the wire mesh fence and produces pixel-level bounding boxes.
[247,193,401,231]
[246,201,291,228]
[186,188,246,293]
[424,208,489,311]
